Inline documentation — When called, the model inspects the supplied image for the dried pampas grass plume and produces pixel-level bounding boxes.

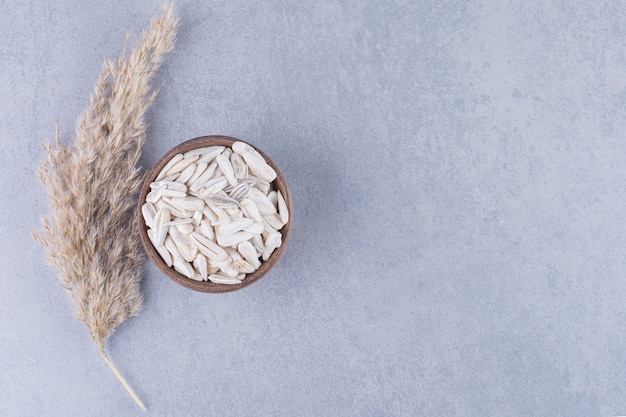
[33,3,177,410]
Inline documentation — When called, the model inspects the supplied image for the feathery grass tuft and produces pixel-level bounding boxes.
[33,4,177,410]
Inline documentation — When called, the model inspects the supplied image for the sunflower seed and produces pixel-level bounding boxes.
[277,190,289,224]
[159,189,187,199]
[154,209,170,246]
[186,146,224,159]
[176,163,197,184]
[250,233,265,255]
[231,152,248,179]
[165,154,199,177]
[234,259,256,274]
[248,176,271,194]
[142,202,156,228]
[190,232,228,261]
[193,253,208,280]
[243,220,264,234]
[192,210,203,226]
[164,236,183,261]
[168,197,205,212]
[201,207,218,223]
[185,162,208,186]
[263,213,285,230]
[216,154,237,187]
[229,182,251,201]
[205,193,240,209]
[189,162,217,191]
[156,154,183,180]
[160,181,187,192]
[175,222,194,235]
[248,188,276,215]
[157,198,192,219]
[262,232,281,261]
[146,187,164,204]
[267,190,278,207]
[163,217,192,226]
[215,218,256,236]
[240,198,262,222]
[199,219,215,241]
[169,227,195,262]
[199,176,228,195]
[216,231,255,247]
[208,274,242,285]
[173,257,194,279]
[147,229,173,267]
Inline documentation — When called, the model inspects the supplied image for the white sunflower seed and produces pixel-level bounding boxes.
[234,259,256,274]
[146,187,164,204]
[216,231,255,247]
[192,210,203,226]
[192,253,208,280]
[169,227,195,262]
[142,202,156,228]
[205,193,240,209]
[237,241,260,267]
[163,217,192,226]
[262,232,281,261]
[200,146,224,162]
[175,222,194,235]
[147,229,173,267]
[248,176,271,194]
[243,220,264,234]
[240,198,262,222]
[216,153,237,187]
[199,176,229,195]
[168,197,205,212]
[228,182,251,201]
[263,213,285,230]
[250,233,265,255]
[164,236,183,261]
[189,162,218,191]
[215,218,256,236]
[173,257,194,279]
[165,154,199,177]
[267,190,278,207]
[186,146,224,159]
[190,273,204,282]
[199,220,215,241]
[208,274,242,285]
[157,198,192,219]
[154,209,170,246]
[248,188,276,215]
[175,163,197,184]
[277,190,289,224]
[201,207,218,223]
[186,162,208,185]
[159,189,187,199]
[190,232,228,261]
[156,154,183,180]
[231,152,248,179]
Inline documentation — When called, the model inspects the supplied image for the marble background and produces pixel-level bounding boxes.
[2,1,626,416]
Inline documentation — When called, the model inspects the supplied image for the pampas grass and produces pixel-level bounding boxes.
[33,4,177,410]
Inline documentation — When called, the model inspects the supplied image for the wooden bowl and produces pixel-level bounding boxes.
[136,135,293,293]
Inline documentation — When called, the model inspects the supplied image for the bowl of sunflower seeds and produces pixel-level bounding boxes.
[137,135,293,292]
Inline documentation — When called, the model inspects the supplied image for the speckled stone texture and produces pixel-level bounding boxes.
[2,1,626,416]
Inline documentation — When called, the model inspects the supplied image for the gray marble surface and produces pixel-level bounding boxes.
[2,1,626,416]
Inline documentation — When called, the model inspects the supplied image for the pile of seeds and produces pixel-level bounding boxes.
[141,142,289,284]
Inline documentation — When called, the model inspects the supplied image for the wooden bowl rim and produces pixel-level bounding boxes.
[136,135,293,293]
